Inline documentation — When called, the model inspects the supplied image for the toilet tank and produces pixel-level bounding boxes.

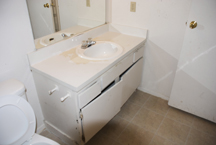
[0,79,27,100]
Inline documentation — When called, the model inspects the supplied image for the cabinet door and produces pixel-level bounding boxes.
[101,53,133,89]
[81,80,122,142]
[78,81,101,109]
[121,58,143,106]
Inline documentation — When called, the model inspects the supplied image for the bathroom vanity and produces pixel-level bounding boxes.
[28,24,147,145]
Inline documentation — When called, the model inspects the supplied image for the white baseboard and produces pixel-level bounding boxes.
[137,87,169,101]
[36,123,45,134]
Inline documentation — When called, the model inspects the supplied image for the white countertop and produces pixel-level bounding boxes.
[30,24,147,92]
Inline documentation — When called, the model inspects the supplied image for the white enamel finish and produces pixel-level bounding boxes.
[0,79,25,97]
[82,80,122,142]
[76,41,123,60]
[60,93,71,102]
[101,53,133,89]
[133,47,144,63]
[121,57,143,106]
[48,85,59,95]
[32,72,80,144]
[0,95,35,145]
[40,32,73,46]
[169,0,216,123]
[78,81,101,109]
[25,134,60,145]
[26,0,55,39]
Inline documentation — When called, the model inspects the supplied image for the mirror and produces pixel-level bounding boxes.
[26,0,106,49]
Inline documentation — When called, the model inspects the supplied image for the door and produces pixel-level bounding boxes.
[27,0,55,39]
[169,0,216,123]
[81,80,122,142]
[121,58,143,106]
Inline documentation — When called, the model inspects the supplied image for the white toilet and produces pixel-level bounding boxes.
[0,79,60,145]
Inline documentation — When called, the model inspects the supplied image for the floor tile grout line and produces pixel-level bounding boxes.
[164,115,194,128]
[129,94,152,123]
[120,93,175,145]
[143,107,169,117]
[111,116,130,143]
[184,112,196,145]
[192,128,216,138]
[191,117,216,138]
[153,134,182,145]
[113,94,152,144]
[148,107,171,145]
[112,103,215,145]
[189,115,216,137]
[184,127,192,145]
[110,112,214,145]
[142,106,195,128]
[148,134,156,145]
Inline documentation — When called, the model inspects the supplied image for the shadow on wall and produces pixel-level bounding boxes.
[139,40,179,100]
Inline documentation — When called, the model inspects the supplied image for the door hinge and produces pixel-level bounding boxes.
[80,112,83,120]
[79,111,85,143]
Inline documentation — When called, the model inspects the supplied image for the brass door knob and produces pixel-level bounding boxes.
[189,21,197,29]
[44,3,49,8]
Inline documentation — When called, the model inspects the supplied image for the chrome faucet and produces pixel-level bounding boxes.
[81,38,96,49]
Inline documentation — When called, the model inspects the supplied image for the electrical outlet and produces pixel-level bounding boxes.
[130,2,136,12]
[86,0,90,7]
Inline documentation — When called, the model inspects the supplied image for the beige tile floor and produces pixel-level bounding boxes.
[40,90,216,145]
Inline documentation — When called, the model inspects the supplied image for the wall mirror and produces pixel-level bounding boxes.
[26,0,106,49]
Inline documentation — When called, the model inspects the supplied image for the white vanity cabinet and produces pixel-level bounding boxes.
[27,23,148,145]
[32,46,144,145]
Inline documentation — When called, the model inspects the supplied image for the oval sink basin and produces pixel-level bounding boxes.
[40,32,73,46]
[76,41,123,60]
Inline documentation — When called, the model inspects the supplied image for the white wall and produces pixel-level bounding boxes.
[112,0,192,99]
[0,0,44,133]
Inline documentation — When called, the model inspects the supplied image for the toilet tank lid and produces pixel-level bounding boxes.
[0,79,25,96]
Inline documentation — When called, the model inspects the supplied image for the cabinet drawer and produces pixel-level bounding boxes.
[81,80,122,142]
[101,54,133,89]
[78,81,101,109]
[133,46,144,62]
[121,58,143,106]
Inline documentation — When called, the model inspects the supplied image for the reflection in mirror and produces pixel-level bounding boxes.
[26,0,106,49]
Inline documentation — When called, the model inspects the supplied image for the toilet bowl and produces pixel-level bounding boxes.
[0,79,60,145]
